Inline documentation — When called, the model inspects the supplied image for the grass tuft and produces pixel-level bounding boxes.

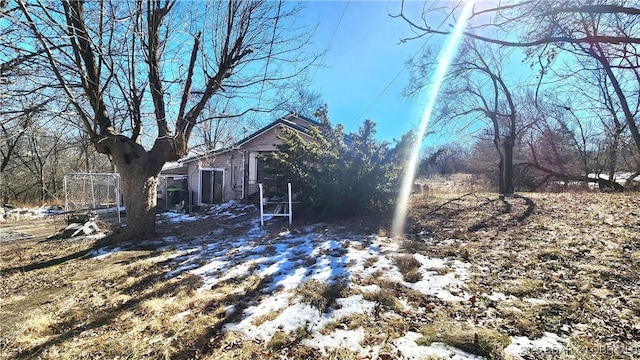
[503,279,545,297]
[16,310,56,344]
[362,288,402,312]
[417,323,510,359]
[393,255,423,283]
[251,309,283,326]
[295,279,348,313]
[267,331,289,350]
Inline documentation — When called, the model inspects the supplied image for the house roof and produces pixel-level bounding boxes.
[168,113,320,167]
[236,113,320,146]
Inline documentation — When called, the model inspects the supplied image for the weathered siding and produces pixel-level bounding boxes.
[241,126,284,151]
[186,150,245,204]
[164,115,317,206]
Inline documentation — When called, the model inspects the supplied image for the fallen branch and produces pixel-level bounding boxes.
[424,192,477,216]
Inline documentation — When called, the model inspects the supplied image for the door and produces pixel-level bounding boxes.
[200,169,224,204]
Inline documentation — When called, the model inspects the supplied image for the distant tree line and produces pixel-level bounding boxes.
[399,0,640,193]
[419,132,639,192]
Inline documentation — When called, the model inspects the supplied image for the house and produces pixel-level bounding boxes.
[159,113,319,209]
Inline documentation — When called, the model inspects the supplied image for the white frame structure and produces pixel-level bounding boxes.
[259,182,292,226]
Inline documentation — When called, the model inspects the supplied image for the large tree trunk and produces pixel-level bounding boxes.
[119,166,159,239]
[503,135,515,195]
[494,136,505,195]
[494,135,515,196]
[101,136,170,239]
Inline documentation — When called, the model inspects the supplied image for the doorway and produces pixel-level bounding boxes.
[200,169,223,204]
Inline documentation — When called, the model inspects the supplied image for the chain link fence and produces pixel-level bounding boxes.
[64,173,121,223]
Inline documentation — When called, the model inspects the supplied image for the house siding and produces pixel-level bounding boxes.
[185,151,245,204]
[162,114,317,206]
[241,126,287,151]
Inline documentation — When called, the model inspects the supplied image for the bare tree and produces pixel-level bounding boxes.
[190,98,243,154]
[10,0,317,238]
[521,49,639,190]
[273,76,324,117]
[0,109,34,204]
[407,37,521,195]
[393,0,640,183]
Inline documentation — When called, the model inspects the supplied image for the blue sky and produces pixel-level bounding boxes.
[300,1,430,143]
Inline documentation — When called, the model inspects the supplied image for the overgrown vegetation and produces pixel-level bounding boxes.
[265,106,414,219]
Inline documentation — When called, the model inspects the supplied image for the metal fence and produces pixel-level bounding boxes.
[63,173,121,223]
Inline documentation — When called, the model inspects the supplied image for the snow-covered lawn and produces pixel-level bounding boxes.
[8,192,633,359]
[128,203,570,358]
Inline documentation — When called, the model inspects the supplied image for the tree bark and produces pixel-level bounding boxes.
[494,137,515,196]
[105,135,166,239]
[503,135,515,195]
[119,165,158,240]
[494,137,505,194]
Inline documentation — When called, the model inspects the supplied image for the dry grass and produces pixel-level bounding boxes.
[417,323,511,359]
[0,233,257,359]
[362,288,402,313]
[408,190,640,358]
[295,279,349,313]
[1,188,639,359]
[393,254,423,283]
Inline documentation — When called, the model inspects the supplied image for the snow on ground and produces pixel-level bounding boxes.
[89,246,122,260]
[90,204,570,358]
[505,332,569,359]
[393,332,485,360]
[1,204,65,220]
[160,211,200,223]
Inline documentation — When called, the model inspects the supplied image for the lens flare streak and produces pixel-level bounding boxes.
[391,1,476,237]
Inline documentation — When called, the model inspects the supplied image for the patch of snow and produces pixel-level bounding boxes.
[312,295,376,331]
[393,332,485,359]
[414,253,448,269]
[155,205,486,357]
[172,310,191,320]
[90,247,122,260]
[161,212,199,223]
[210,228,224,236]
[225,302,318,342]
[3,205,65,219]
[407,258,470,301]
[485,292,516,301]
[85,232,107,240]
[524,297,548,305]
[505,332,569,360]
[352,284,382,293]
[301,328,366,356]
